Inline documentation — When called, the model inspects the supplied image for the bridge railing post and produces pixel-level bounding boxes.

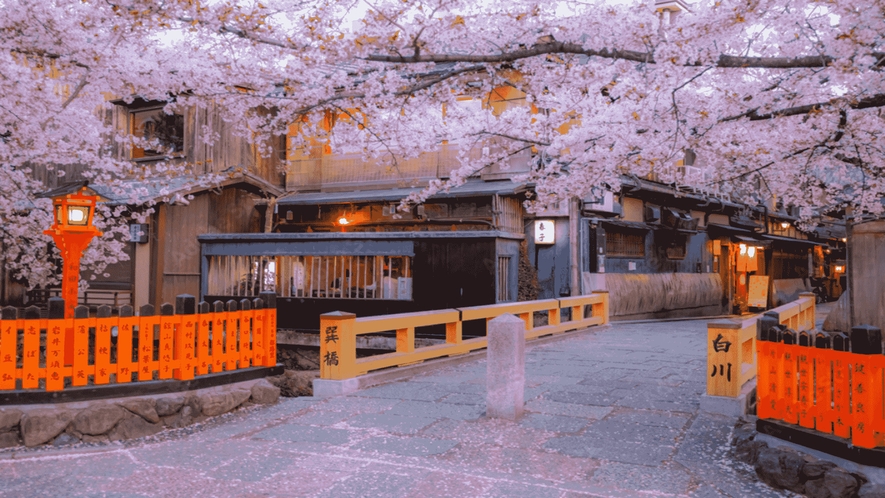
[319,311,356,380]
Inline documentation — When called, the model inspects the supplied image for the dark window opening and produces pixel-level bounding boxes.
[606,231,645,257]
[131,108,184,159]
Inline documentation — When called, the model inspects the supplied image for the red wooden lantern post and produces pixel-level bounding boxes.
[43,184,102,318]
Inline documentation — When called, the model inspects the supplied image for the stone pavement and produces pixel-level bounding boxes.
[0,317,796,497]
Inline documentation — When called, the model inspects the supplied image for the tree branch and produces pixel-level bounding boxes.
[365,41,884,69]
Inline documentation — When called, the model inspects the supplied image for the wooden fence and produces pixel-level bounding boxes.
[757,323,885,449]
[0,292,277,392]
[319,292,609,380]
[706,292,816,397]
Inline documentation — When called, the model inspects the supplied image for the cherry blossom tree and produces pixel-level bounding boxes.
[1,0,883,290]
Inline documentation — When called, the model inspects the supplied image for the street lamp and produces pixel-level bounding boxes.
[42,182,102,318]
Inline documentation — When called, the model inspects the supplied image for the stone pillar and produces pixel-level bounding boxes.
[486,313,525,420]
[848,220,885,331]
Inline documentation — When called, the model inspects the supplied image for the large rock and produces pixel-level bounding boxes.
[0,431,20,448]
[200,389,251,417]
[21,410,73,447]
[754,447,806,494]
[0,409,22,432]
[804,468,860,498]
[801,458,838,480]
[858,483,885,498]
[268,370,317,397]
[251,378,281,405]
[155,396,186,417]
[119,399,160,424]
[107,413,163,441]
[71,405,126,436]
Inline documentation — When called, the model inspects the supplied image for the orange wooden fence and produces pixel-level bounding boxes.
[757,323,885,449]
[0,293,277,392]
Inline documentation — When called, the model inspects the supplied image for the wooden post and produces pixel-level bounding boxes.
[796,331,814,429]
[319,311,356,380]
[594,290,610,325]
[707,320,742,397]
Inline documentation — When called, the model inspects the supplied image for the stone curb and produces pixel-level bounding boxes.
[732,418,885,497]
[0,378,280,450]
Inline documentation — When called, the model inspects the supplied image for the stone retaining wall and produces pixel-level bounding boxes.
[732,419,885,497]
[0,378,280,448]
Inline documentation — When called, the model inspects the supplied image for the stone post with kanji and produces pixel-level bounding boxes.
[319,311,356,380]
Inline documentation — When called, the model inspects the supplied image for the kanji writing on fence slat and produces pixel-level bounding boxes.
[45,318,66,391]
[0,321,16,390]
[94,318,114,385]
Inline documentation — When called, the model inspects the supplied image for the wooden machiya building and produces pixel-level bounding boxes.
[576,176,841,318]
[198,180,528,330]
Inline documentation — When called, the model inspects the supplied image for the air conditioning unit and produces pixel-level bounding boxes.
[583,191,621,215]
[644,205,661,224]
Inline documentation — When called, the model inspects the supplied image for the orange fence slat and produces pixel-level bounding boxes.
[797,346,814,429]
[116,317,137,383]
[814,349,834,434]
[175,314,196,381]
[266,309,277,367]
[239,309,253,369]
[21,318,40,389]
[94,317,115,385]
[873,356,885,447]
[138,315,158,381]
[213,313,225,372]
[0,320,16,389]
[781,344,800,425]
[72,318,90,386]
[197,314,210,376]
[158,314,176,380]
[45,318,65,391]
[226,311,239,370]
[756,339,775,420]
[852,354,876,448]
[831,351,851,439]
[252,308,265,368]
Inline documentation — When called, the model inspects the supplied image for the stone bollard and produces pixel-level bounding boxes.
[486,313,525,420]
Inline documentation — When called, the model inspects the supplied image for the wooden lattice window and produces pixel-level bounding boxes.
[606,231,646,257]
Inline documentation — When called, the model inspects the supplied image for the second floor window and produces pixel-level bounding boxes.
[131,107,184,159]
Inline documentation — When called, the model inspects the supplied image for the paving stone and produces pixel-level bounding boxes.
[524,398,613,420]
[441,393,485,405]
[545,390,627,406]
[252,423,352,445]
[346,413,439,435]
[544,436,674,465]
[314,470,423,498]
[587,461,693,496]
[352,436,458,457]
[357,383,449,402]
[214,448,296,482]
[518,413,589,433]
[385,400,484,421]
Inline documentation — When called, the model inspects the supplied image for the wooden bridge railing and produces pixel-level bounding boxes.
[0,292,277,392]
[319,292,609,380]
[706,292,816,398]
